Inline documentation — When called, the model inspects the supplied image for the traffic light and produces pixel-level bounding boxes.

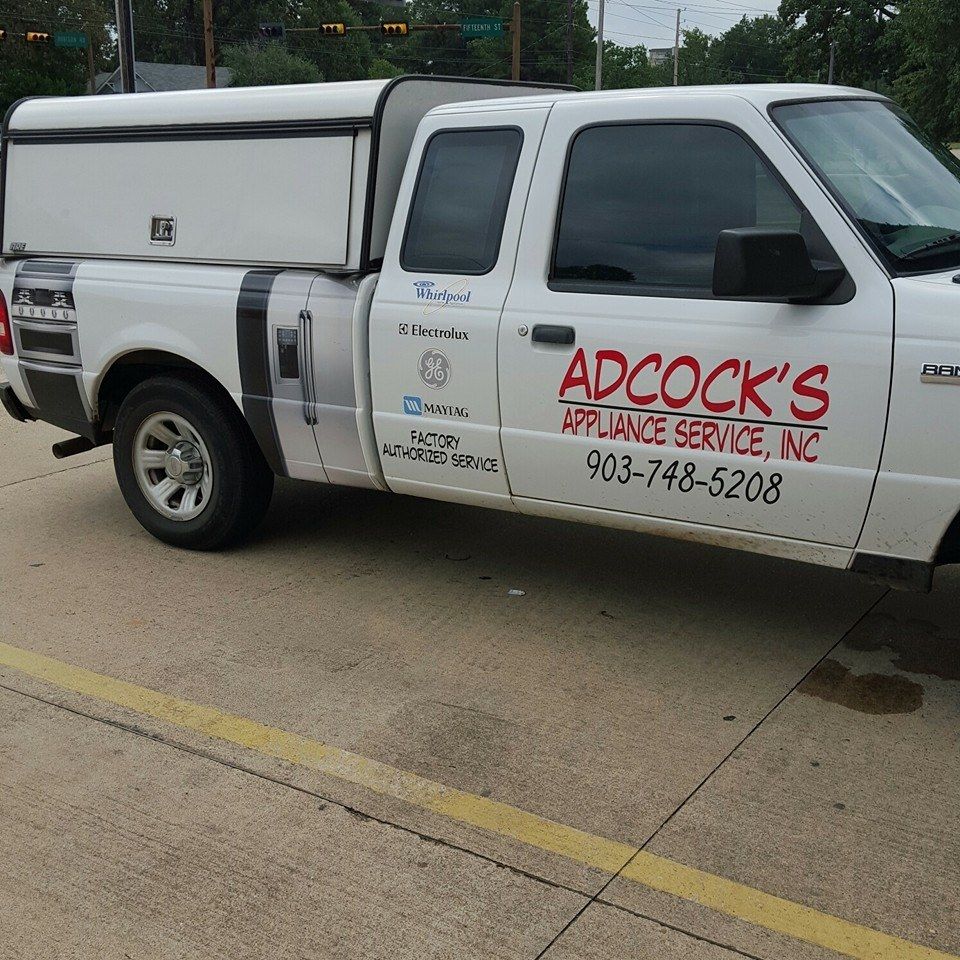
[25,31,52,43]
[257,23,285,40]
[381,22,409,36]
[320,23,346,35]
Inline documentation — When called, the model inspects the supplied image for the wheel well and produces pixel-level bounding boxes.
[97,351,236,433]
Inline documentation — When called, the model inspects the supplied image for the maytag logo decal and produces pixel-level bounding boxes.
[402,395,469,419]
[413,278,472,315]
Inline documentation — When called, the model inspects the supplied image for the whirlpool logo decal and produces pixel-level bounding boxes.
[413,278,472,315]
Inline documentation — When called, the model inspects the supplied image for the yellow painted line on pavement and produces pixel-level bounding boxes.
[0,638,954,960]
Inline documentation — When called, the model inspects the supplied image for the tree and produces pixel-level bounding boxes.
[0,0,111,115]
[710,15,787,83]
[396,0,594,83]
[676,27,717,85]
[574,41,657,90]
[369,57,404,79]
[222,42,322,86]
[890,0,960,141]
[131,0,372,82]
[778,0,893,89]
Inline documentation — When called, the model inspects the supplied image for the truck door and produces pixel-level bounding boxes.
[497,96,893,548]
[243,269,327,483]
[367,108,549,508]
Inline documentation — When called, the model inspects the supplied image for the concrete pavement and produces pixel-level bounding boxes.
[1,395,957,959]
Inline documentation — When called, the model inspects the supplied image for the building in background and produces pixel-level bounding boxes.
[93,61,232,94]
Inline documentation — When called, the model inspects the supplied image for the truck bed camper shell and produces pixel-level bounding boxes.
[1,76,566,271]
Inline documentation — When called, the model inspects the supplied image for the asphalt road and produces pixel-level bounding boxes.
[1,394,958,960]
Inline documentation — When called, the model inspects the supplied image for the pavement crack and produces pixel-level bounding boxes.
[0,680,587,903]
[533,588,892,960]
[591,897,767,960]
[0,455,112,490]
[633,587,892,853]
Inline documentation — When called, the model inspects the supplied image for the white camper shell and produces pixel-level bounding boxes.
[1,77,561,271]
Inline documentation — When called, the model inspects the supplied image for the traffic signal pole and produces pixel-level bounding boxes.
[114,0,135,92]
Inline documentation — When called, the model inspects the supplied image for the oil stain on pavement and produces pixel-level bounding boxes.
[843,613,960,682]
[801,658,924,715]
[799,611,960,715]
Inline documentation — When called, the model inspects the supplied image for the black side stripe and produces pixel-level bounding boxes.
[237,270,285,477]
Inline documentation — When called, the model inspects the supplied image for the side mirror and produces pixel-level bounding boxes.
[712,228,845,302]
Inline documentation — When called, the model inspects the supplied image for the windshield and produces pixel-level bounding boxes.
[772,99,960,275]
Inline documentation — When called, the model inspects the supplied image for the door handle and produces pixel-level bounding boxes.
[298,309,318,426]
[531,324,575,345]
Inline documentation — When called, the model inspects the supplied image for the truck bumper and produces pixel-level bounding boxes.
[1,382,35,424]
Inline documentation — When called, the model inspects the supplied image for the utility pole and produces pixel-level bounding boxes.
[827,40,836,84]
[511,1,521,81]
[566,0,573,86]
[114,0,136,92]
[673,7,680,86]
[594,0,604,90]
[202,0,216,88]
[85,29,96,94]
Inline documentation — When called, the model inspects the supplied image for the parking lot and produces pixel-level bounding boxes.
[1,392,958,960]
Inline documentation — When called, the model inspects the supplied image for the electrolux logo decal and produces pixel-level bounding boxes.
[413,279,472,315]
[403,395,424,415]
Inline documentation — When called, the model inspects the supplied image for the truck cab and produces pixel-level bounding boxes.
[3,80,960,589]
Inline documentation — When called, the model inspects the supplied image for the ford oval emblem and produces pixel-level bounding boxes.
[413,280,435,288]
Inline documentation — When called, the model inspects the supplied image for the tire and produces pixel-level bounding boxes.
[113,374,274,550]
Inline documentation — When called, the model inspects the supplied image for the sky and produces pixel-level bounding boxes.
[585,0,782,48]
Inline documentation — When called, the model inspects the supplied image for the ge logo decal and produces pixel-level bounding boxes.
[418,348,450,390]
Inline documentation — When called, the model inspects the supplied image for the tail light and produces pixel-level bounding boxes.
[0,292,12,356]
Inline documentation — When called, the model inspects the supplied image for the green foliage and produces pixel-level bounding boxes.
[12,0,960,145]
[710,15,788,83]
[778,0,892,89]
[369,57,404,79]
[286,0,372,83]
[574,41,657,90]
[890,0,960,141]
[131,0,372,82]
[676,27,716,85]
[222,42,322,86]
[0,0,111,115]
[398,0,593,83]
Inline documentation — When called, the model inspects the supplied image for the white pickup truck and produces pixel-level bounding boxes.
[3,77,960,590]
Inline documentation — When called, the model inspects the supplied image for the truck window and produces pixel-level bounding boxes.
[772,99,960,276]
[402,128,523,275]
[550,123,802,294]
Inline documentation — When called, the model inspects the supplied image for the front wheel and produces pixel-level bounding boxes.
[113,375,274,550]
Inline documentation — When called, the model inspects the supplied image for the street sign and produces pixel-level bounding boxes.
[460,16,503,38]
[54,31,88,48]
